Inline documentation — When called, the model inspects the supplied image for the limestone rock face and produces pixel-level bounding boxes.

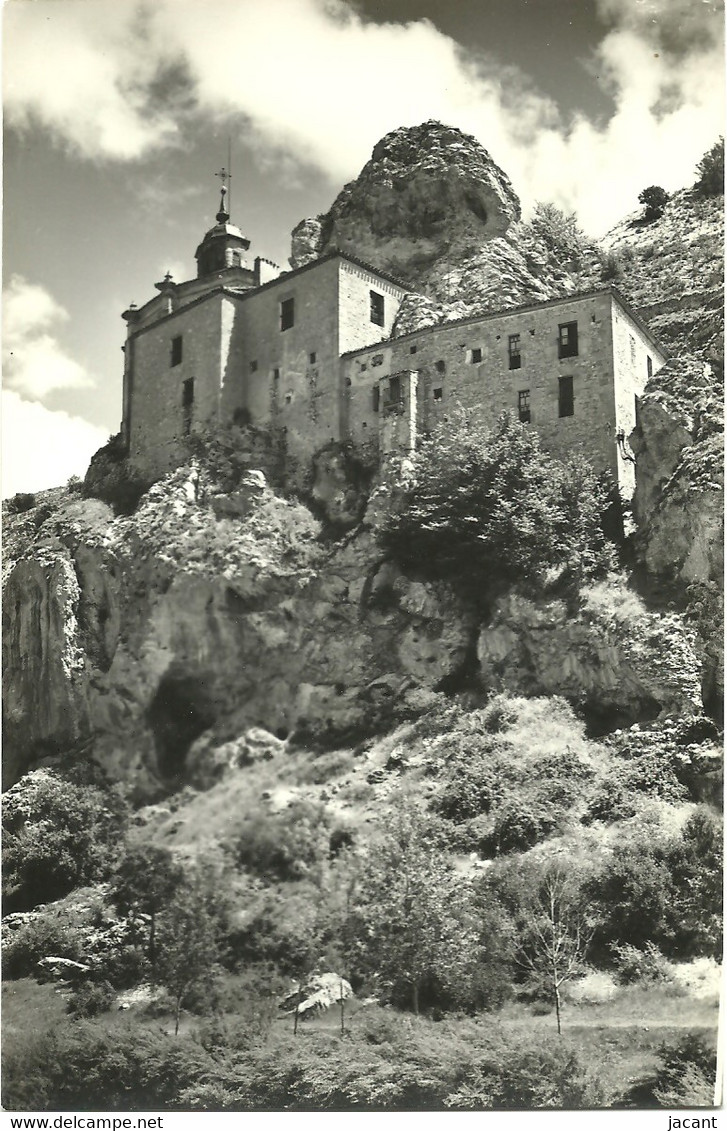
[290,121,520,278]
[2,465,473,793]
[477,583,703,730]
[2,553,92,787]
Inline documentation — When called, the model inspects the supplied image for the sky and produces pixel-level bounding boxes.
[2,0,724,496]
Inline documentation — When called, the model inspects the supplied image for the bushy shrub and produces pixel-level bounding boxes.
[236,800,331,883]
[3,918,84,980]
[528,203,591,260]
[3,770,128,912]
[638,185,669,221]
[585,750,689,822]
[6,491,37,514]
[609,941,672,985]
[652,1035,717,1107]
[585,811,722,962]
[378,412,614,611]
[694,137,724,196]
[67,980,116,1018]
[2,1022,215,1111]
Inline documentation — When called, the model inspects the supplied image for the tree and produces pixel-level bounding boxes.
[111,845,185,965]
[2,770,127,911]
[513,864,593,1035]
[154,889,222,1036]
[378,411,613,612]
[694,137,724,196]
[345,800,484,1014]
[638,185,669,221]
[529,203,590,260]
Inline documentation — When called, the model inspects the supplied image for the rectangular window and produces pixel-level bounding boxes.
[372,354,384,367]
[471,347,482,364]
[250,360,258,373]
[370,290,385,326]
[372,386,380,413]
[647,355,653,379]
[630,335,636,364]
[508,334,521,369]
[558,375,574,418]
[171,335,183,367]
[435,360,445,373]
[182,378,194,434]
[273,368,280,380]
[433,387,443,401]
[309,351,317,364]
[280,297,295,331]
[558,321,578,359]
[409,345,417,354]
[518,389,531,423]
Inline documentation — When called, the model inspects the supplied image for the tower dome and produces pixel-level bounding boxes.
[194,184,251,278]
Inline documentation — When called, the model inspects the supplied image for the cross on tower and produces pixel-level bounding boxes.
[214,165,232,221]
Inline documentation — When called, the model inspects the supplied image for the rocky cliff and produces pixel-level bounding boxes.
[291,121,605,319]
[3,123,722,794]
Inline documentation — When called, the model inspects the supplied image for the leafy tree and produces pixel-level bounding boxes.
[694,137,724,196]
[110,845,185,965]
[638,185,669,221]
[511,864,593,1035]
[2,770,128,911]
[379,411,613,611]
[666,807,722,959]
[345,800,489,1013]
[529,203,590,260]
[154,888,223,1036]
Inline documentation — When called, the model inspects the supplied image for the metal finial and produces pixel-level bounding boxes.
[215,165,231,222]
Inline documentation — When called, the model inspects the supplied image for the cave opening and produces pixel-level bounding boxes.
[147,673,215,781]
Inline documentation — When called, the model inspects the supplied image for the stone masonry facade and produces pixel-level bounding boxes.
[121,209,667,497]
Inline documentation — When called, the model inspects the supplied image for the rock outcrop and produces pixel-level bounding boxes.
[290,120,606,312]
[2,466,473,792]
[477,581,703,732]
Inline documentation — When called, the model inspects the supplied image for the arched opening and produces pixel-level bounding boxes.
[147,673,215,781]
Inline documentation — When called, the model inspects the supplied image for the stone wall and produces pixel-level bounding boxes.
[342,290,665,494]
[128,294,225,481]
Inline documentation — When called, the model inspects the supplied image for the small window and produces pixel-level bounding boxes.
[372,354,384,368]
[647,356,653,379]
[285,393,292,404]
[280,297,294,331]
[250,360,258,373]
[435,360,445,373]
[360,362,368,372]
[630,335,636,364]
[559,375,574,418]
[518,389,531,424]
[182,378,194,434]
[309,351,317,364]
[273,368,280,380]
[508,334,521,369]
[409,345,417,354]
[471,347,482,364]
[370,291,385,327]
[433,387,443,401]
[558,321,578,359]
[373,386,380,413]
[171,335,183,367]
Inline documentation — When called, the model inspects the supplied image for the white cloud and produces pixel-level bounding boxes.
[3,276,92,399]
[1,391,109,497]
[3,0,724,233]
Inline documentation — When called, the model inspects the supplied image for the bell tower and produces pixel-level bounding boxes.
[194,170,251,278]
